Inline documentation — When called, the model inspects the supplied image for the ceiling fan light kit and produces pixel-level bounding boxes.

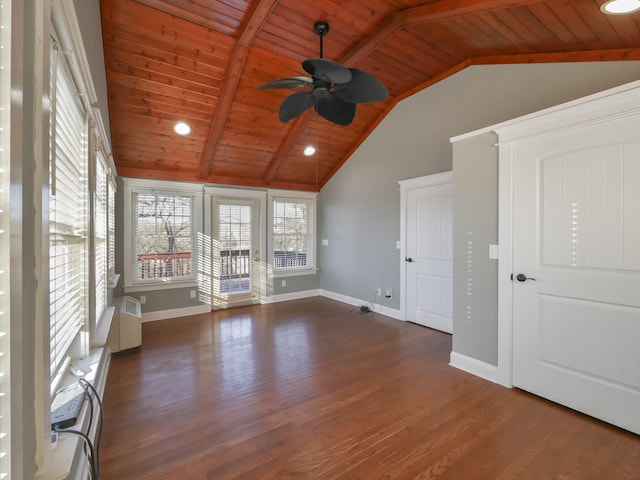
[258,21,389,126]
[600,0,640,14]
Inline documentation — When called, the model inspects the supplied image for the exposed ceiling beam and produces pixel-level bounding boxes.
[197,0,280,179]
[262,110,314,185]
[262,0,545,183]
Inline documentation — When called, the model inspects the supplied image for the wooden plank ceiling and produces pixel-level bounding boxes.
[101,0,640,191]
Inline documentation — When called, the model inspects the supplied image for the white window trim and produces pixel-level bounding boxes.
[42,1,118,477]
[267,189,318,277]
[122,177,203,291]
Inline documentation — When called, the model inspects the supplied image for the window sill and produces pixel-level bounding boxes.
[272,268,318,278]
[92,305,116,347]
[38,347,111,480]
[107,273,120,289]
[124,279,198,293]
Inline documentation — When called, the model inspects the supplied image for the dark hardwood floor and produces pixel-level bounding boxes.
[100,297,640,479]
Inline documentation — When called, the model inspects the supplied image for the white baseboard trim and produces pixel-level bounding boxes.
[263,289,323,304]
[142,304,210,323]
[449,351,499,384]
[139,291,403,322]
[319,289,403,321]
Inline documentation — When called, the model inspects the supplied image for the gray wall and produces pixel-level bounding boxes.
[452,133,499,365]
[318,62,640,364]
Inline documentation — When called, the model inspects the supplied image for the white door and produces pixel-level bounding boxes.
[512,114,640,434]
[404,173,453,333]
[212,198,261,308]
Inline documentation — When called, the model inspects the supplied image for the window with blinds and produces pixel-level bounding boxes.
[132,191,195,283]
[108,176,116,283]
[49,39,88,378]
[272,199,315,271]
[0,0,11,476]
[94,149,108,324]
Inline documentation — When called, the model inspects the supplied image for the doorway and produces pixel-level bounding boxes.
[400,171,453,333]
[210,193,265,308]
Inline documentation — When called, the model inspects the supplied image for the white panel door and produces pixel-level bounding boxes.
[512,113,640,434]
[406,181,453,333]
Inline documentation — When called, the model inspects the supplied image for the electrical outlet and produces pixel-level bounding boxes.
[385,288,393,299]
[376,288,382,296]
[140,295,146,304]
[281,280,286,287]
[190,289,196,298]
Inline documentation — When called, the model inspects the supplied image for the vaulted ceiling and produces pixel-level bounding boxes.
[101,0,640,191]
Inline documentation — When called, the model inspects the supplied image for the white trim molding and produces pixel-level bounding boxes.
[449,352,499,384]
[264,289,323,304]
[320,290,403,320]
[141,305,210,323]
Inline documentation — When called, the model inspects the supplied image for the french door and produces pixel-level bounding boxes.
[211,197,262,308]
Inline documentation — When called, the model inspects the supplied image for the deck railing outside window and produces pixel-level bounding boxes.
[136,250,308,281]
[136,252,192,279]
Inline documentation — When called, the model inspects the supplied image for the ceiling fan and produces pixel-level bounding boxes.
[257,21,389,126]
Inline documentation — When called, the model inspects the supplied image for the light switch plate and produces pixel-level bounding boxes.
[489,244,499,260]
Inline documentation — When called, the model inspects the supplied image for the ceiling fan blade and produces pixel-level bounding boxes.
[334,68,389,103]
[314,95,356,126]
[279,91,315,122]
[302,58,351,84]
[257,76,314,90]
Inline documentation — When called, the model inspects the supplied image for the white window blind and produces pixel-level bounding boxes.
[108,176,116,282]
[0,0,11,476]
[272,199,314,270]
[49,39,88,378]
[94,148,108,324]
[132,191,195,282]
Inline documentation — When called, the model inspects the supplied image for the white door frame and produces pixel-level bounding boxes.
[204,186,267,308]
[399,170,453,322]
[495,80,640,389]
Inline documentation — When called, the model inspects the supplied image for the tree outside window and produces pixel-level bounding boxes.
[273,200,311,269]
[134,192,194,281]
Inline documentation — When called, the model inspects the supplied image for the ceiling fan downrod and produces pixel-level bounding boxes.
[314,21,329,59]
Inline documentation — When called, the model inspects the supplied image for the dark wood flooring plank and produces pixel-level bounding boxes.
[100,297,640,479]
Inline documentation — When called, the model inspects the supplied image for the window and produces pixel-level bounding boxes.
[107,175,116,283]
[49,37,88,378]
[94,148,108,324]
[271,195,316,273]
[131,190,197,284]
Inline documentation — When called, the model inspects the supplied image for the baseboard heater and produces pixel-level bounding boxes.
[107,296,142,352]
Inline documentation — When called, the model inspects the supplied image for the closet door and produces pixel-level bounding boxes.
[511,113,640,435]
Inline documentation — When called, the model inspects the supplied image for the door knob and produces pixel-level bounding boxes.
[405,257,414,263]
[515,273,536,282]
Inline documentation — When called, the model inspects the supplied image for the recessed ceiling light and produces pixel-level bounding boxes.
[173,121,191,136]
[304,145,316,156]
[600,0,640,14]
